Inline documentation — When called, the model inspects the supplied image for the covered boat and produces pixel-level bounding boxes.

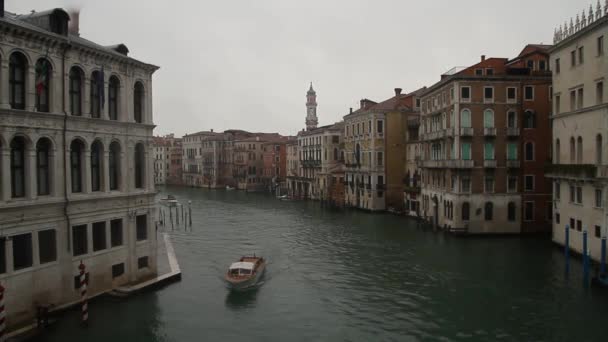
[225,256,265,290]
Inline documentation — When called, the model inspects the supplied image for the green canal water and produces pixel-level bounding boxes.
[36,186,608,341]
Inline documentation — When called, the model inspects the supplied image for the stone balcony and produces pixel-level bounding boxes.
[483,127,496,137]
[483,160,497,168]
[506,160,520,168]
[545,164,598,179]
[460,127,474,137]
[506,127,520,137]
[421,159,475,169]
[447,160,475,168]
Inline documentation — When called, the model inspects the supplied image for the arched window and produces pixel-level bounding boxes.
[135,143,145,189]
[90,71,103,118]
[355,144,361,164]
[524,110,536,128]
[525,142,534,161]
[484,202,493,221]
[507,202,516,222]
[69,67,83,115]
[36,138,51,196]
[91,141,102,192]
[570,137,575,163]
[555,139,560,164]
[462,202,470,221]
[333,148,338,161]
[35,58,52,112]
[70,140,84,193]
[134,81,144,123]
[10,136,26,198]
[483,109,494,128]
[577,137,583,164]
[9,52,27,110]
[105,142,120,189]
[460,109,471,127]
[109,76,120,120]
[597,134,603,165]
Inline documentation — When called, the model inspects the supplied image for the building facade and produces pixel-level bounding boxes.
[153,136,169,185]
[419,46,552,234]
[549,5,608,261]
[0,7,158,328]
[262,138,289,194]
[166,135,182,185]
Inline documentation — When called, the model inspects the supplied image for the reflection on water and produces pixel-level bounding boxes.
[40,186,608,342]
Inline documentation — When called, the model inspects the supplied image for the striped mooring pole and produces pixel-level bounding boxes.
[565,225,570,276]
[0,282,5,340]
[79,261,88,325]
[583,230,589,286]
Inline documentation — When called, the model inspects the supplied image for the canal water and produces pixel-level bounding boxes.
[37,186,608,341]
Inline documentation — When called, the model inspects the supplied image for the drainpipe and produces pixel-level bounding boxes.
[62,42,72,252]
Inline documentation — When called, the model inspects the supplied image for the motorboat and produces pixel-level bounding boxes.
[226,186,235,191]
[160,195,178,207]
[225,256,266,290]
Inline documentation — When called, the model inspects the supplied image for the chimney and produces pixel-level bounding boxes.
[350,107,353,114]
[0,0,4,18]
[68,9,80,36]
[360,99,365,109]
[481,55,486,62]
[210,128,213,132]
[394,88,402,96]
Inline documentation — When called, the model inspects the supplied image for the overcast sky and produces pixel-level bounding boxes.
[12,0,585,136]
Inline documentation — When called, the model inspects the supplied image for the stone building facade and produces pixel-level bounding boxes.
[153,136,169,185]
[419,46,552,234]
[0,7,158,329]
[549,5,608,261]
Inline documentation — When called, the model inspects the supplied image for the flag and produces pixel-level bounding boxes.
[98,66,105,109]
[35,60,48,95]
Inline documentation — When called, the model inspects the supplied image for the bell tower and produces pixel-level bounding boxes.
[305,82,318,130]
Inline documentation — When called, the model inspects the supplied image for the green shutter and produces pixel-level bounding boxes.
[462,143,471,160]
[461,110,471,128]
[508,143,517,160]
[484,110,494,128]
[484,143,494,160]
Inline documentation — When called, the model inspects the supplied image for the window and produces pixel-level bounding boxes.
[508,202,516,222]
[135,143,145,189]
[596,226,602,238]
[90,71,103,118]
[475,69,483,76]
[109,76,120,120]
[486,68,494,76]
[110,219,123,247]
[571,50,576,66]
[556,213,560,224]
[570,218,575,230]
[70,140,84,193]
[138,256,149,269]
[570,137,576,163]
[555,95,561,114]
[461,87,471,102]
[484,176,495,193]
[461,143,471,160]
[576,185,583,204]
[35,58,52,112]
[0,238,5,274]
[91,141,102,192]
[334,148,338,161]
[577,88,584,109]
[484,142,494,160]
[484,202,493,221]
[73,224,88,256]
[523,110,535,128]
[377,120,384,134]
[577,137,583,164]
[112,263,125,278]
[484,87,494,102]
[570,90,576,111]
[525,142,534,161]
[38,229,56,264]
[597,82,604,105]
[527,60,534,69]
[460,109,471,127]
[596,189,603,208]
[507,111,516,128]
[569,184,575,202]
[109,142,120,190]
[415,98,420,108]
[524,86,534,101]
[12,233,33,270]
[508,176,517,192]
[461,177,471,193]
[507,87,516,102]
[462,202,470,221]
[69,67,83,115]
[599,36,605,56]
[539,60,546,71]
[555,58,560,73]
[377,151,383,166]
[36,138,51,196]
[597,135,603,165]
[483,109,494,128]
[136,214,147,241]
[577,220,582,231]
[10,137,26,198]
[555,181,561,200]
[92,221,107,252]
[134,82,144,123]
[525,175,534,191]
[578,46,584,64]
[9,52,27,110]
[524,202,534,221]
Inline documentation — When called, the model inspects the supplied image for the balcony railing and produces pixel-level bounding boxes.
[447,160,475,168]
[460,127,474,136]
[376,184,385,191]
[545,164,598,179]
[483,127,496,137]
[506,159,520,168]
[483,159,497,168]
[506,127,519,137]
[421,160,445,168]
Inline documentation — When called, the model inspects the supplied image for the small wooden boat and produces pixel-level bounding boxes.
[225,256,266,290]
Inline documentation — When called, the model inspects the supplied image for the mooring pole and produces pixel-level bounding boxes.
[0,282,6,340]
[583,229,589,286]
[565,225,570,276]
[79,261,88,325]
[170,208,174,230]
[188,201,192,227]
[601,236,607,276]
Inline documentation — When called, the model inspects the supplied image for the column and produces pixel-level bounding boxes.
[121,149,129,192]
[51,65,62,114]
[0,58,9,109]
[103,150,110,192]
[26,65,36,112]
[27,148,37,200]
[84,149,92,194]
[122,79,129,123]
[83,74,91,118]
[102,72,109,120]
[1,149,11,201]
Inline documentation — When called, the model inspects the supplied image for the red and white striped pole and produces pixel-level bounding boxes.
[78,261,88,325]
[0,282,5,340]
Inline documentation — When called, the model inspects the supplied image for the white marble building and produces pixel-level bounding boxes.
[0,7,159,329]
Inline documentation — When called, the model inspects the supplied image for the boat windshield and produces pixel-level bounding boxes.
[229,268,252,276]
[239,269,252,275]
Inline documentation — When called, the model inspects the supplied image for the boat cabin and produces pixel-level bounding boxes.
[228,262,255,276]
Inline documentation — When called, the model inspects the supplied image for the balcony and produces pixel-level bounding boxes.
[421,160,445,168]
[483,127,496,137]
[506,159,520,168]
[445,127,455,137]
[546,164,598,179]
[483,160,497,168]
[407,116,420,128]
[506,127,520,137]
[447,160,475,168]
[460,127,474,136]
[302,160,321,168]
[376,184,385,191]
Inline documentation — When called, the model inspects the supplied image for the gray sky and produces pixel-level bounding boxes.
[12,0,585,136]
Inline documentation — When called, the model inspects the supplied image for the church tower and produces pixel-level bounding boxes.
[305,82,318,130]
